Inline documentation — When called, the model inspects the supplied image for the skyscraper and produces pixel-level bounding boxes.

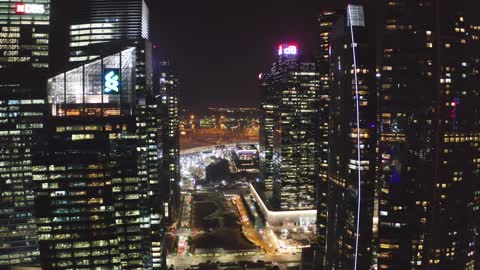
[35,43,168,270]
[375,1,480,269]
[158,60,180,225]
[373,1,439,268]
[260,44,320,211]
[0,88,46,267]
[313,10,341,268]
[259,72,275,191]
[311,1,480,269]
[0,0,50,71]
[0,0,50,266]
[32,1,172,268]
[323,4,377,269]
[68,0,149,63]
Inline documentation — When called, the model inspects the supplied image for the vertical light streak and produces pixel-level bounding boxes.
[347,4,362,270]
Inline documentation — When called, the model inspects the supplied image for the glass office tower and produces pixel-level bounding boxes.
[260,45,321,211]
[313,11,341,268]
[324,4,377,270]
[0,0,50,70]
[259,72,275,191]
[375,1,480,269]
[68,0,149,63]
[0,87,46,267]
[158,60,180,225]
[0,0,50,266]
[35,44,166,270]
[309,1,480,269]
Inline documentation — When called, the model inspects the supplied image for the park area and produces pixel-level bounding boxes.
[191,192,258,253]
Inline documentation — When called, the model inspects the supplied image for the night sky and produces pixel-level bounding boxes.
[147,0,346,112]
[50,0,477,113]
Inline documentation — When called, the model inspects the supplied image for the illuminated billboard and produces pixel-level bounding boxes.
[103,69,120,94]
[15,3,46,14]
[278,44,298,56]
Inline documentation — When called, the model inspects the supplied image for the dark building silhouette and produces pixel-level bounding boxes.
[158,60,181,224]
[313,10,342,268]
[324,4,377,269]
[375,1,480,269]
[310,1,480,269]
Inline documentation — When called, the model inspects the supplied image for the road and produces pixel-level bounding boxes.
[167,252,300,270]
[175,193,192,255]
[233,195,280,255]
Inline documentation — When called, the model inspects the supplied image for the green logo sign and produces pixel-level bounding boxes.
[104,69,120,94]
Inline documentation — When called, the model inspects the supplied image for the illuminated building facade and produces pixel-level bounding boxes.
[0,0,50,266]
[0,86,46,267]
[374,1,480,269]
[199,116,216,129]
[158,59,180,224]
[324,4,377,269]
[68,0,149,63]
[193,107,260,130]
[35,45,167,270]
[373,1,438,269]
[309,1,480,270]
[260,44,321,211]
[0,0,50,71]
[259,72,275,191]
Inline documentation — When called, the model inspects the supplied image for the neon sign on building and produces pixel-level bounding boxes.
[103,69,120,94]
[15,3,46,14]
[278,44,298,56]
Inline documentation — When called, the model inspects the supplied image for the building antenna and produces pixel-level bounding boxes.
[347,4,362,270]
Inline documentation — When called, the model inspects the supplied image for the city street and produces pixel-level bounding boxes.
[175,193,192,255]
[167,252,301,270]
[233,195,280,255]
